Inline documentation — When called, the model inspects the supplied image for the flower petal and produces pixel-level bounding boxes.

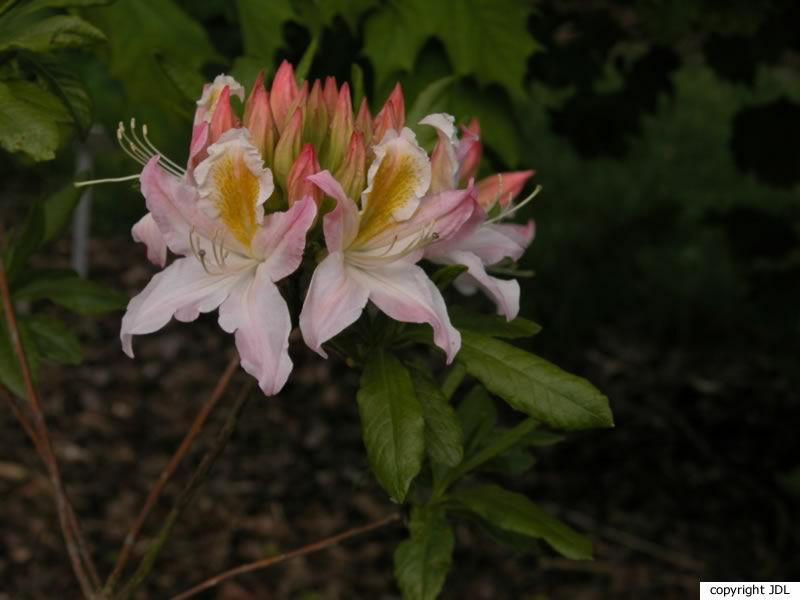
[193,129,274,250]
[420,113,459,193]
[140,157,217,256]
[447,250,521,320]
[252,195,317,281]
[131,213,167,267]
[308,170,359,252]
[120,256,243,357]
[218,264,292,395]
[455,221,535,265]
[356,127,431,244]
[353,262,460,363]
[299,252,369,358]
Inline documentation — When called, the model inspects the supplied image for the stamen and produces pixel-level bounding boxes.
[74,173,141,188]
[117,119,185,178]
[485,184,542,225]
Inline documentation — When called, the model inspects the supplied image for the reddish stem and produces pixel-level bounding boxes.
[170,513,401,600]
[0,264,101,598]
[105,352,240,593]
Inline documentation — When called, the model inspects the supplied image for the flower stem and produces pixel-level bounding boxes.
[170,512,402,600]
[0,258,102,598]
[116,379,254,600]
[105,353,240,594]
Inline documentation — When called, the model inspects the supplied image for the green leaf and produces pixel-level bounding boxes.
[10,0,116,19]
[13,270,127,315]
[0,80,71,161]
[394,505,454,600]
[435,418,536,494]
[19,52,93,136]
[23,315,81,365]
[0,14,105,52]
[294,36,318,83]
[439,362,465,401]
[235,0,294,61]
[410,369,463,468]
[406,75,458,128]
[430,264,467,290]
[458,331,613,430]
[449,484,592,560]
[357,349,425,502]
[449,306,541,339]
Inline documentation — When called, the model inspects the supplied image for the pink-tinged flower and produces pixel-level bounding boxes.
[421,114,538,320]
[121,129,317,396]
[299,128,476,363]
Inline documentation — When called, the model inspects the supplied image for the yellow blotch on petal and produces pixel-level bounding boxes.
[355,151,420,244]
[212,154,259,248]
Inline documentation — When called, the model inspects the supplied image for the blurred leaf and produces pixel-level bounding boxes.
[458,331,613,430]
[363,0,431,88]
[449,484,592,560]
[363,0,536,95]
[406,75,458,127]
[230,55,265,93]
[19,52,93,136]
[156,53,207,103]
[457,384,496,456]
[431,264,467,290]
[357,349,425,502]
[294,35,318,83]
[410,369,463,468]
[3,197,45,283]
[14,270,127,315]
[0,319,25,397]
[41,181,81,244]
[394,505,454,600]
[295,0,377,34]
[235,0,294,61]
[87,0,222,120]
[0,80,71,160]
[449,306,542,339]
[441,0,537,96]
[481,444,536,477]
[23,314,81,364]
[11,0,116,19]
[0,14,105,52]
[524,430,566,447]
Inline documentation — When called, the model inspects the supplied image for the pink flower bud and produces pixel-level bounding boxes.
[476,170,535,209]
[273,108,304,190]
[270,60,299,132]
[303,79,328,149]
[325,82,353,172]
[354,97,372,148]
[287,143,322,207]
[209,86,238,143]
[322,76,338,118]
[372,102,396,146]
[187,121,209,174]
[244,71,277,165]
[375,82,404,130]
[457,118,482,186]
[333,132,366,201]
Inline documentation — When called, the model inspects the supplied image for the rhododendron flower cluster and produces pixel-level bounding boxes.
[116,62,538,396]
